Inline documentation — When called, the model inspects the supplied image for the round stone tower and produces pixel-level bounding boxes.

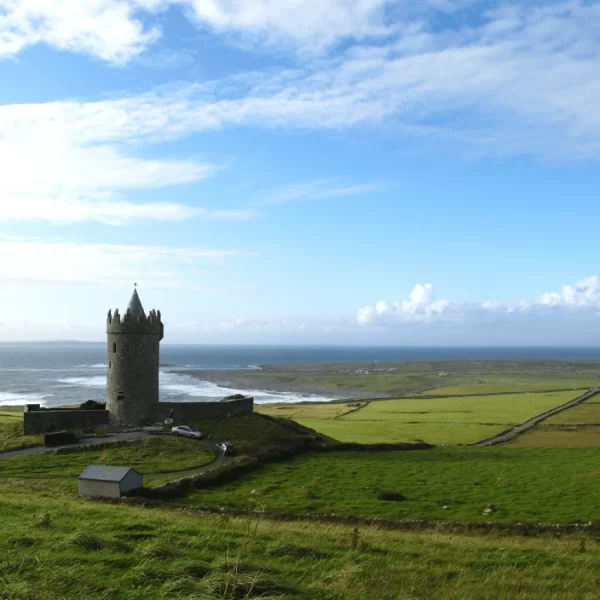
[106,288,164,428]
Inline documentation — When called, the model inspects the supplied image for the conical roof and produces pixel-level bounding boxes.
[127,288,146,319]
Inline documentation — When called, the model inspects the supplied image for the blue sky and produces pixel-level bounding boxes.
[1,0,600,345]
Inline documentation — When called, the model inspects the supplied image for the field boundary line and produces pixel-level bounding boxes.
[474,388,599,446]
[333,400,371,419]
[112,496,600,537]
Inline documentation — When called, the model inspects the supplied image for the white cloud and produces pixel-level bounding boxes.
[258,180,386,206]
[0,0,161,64]
[0,195,253,225]
[536,276,600,309]
[358,276,600,327]
[3,1,596,160]
[0,239,249,287]
[2,0,600,221]
[179,0,395,51]
[0,97,251,224]
[0,0,456,63]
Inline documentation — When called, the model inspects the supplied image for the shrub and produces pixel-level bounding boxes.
[377,491,406,502]
[94,426,109,438]
[79,400,106,410]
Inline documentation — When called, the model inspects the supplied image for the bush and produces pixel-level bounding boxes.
[377,491,406,502]
[79,400,106,411]
[94,426,109,438]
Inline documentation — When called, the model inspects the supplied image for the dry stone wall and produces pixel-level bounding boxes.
[24,409,109,435]
[156,397,253,423]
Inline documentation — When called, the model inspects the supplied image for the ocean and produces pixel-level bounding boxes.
[1,343,599,408]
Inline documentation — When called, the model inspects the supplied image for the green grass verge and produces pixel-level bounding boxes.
[0,481,599,599]
[181,447,600,524]
[0,437,215,479]
[294,391,581,444]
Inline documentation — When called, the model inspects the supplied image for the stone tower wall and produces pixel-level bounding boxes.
[106,308,163,428]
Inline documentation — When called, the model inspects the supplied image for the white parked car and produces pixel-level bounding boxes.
[171,426,202,439]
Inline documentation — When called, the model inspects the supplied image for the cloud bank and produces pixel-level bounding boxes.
[358,277,600,327]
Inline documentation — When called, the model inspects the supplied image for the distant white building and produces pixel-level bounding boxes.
[78,465,143,498]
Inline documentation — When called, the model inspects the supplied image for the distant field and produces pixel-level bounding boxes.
[181,447,600,524]
[506,427,600,448]
[256,401,364,420]
[543,402,600,425]
[293,391,581,445]
[505,399,600,447]
[418,381,594,396]
[183,359,600,398]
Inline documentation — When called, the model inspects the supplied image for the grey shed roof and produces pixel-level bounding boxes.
[127,288,146,319]
[79,465,142,482]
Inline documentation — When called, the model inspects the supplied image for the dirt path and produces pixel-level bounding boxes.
[474,388,599,446]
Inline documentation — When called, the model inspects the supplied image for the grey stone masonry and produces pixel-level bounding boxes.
[106,289,164,428]
[24,409,109,435]
[156,396,254,423]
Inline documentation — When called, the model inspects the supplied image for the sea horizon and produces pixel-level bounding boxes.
[1,343,599,409]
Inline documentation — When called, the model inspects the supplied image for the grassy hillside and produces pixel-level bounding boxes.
[291,391,581,445]
[0,436,215,479]
[0,481,599,600]
[180,447,600,523]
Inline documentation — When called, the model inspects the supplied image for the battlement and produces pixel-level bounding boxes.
[107,308,164,338]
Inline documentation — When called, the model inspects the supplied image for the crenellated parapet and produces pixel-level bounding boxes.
[107,307,164,339]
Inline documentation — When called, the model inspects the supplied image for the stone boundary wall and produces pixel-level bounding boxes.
[24,410,110,435]
[156,396,253,423]
[113,497,600,538]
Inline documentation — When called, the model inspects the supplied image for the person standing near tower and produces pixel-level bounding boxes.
[106,287,164,428]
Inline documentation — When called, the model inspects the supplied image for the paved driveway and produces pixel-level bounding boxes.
[0,431,151,460]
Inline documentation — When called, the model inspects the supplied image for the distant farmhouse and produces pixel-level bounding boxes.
[24,288,253,434]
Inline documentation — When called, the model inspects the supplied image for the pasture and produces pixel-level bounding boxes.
[1,481,599,600]
[184,359,600,398]
[184,447,600,524]
[291,391,581,445]
[506,399,600,447]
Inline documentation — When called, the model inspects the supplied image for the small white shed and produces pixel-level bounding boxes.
[78,465,143,498]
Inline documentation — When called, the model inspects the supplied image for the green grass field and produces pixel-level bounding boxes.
[293,391,581,444]
[2,407,600,598]
[0,436,215,480]
[256,401,365,420]
[184,359,600,398]
[183,447,600,524]
[0,422,43,452]
[543,402,600,425]
[0,408,23,423]
[1,482,599,600]
[506,426,600,448]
